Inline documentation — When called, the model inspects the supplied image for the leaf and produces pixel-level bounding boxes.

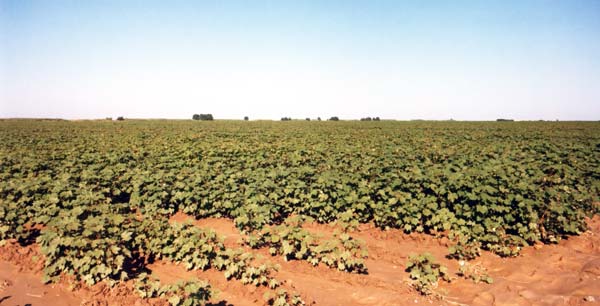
[120,231,132,241]
[168,295,181,305]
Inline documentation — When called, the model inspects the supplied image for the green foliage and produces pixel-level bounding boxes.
[0,198,30,242]
[139,220,222,270]
[447,233,481,260]
[213,248,280,287]
[335,210,360,232]
[36,207,300,303]
[37,203,140,285]
[135,273,212,306]
[137,219,284,289]
[246,216,368,273]
[264,289,305,306]
[405,253,450,295]
[0,120,598,303]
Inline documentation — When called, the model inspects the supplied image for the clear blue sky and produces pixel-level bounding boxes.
[1,0,599,120]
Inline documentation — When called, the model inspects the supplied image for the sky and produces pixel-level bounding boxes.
[1,0,599,120]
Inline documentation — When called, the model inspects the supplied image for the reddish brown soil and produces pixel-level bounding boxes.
[0,241,166,306]
[147,261,264,306]
[0,260,80,306]
[2,214,599,306]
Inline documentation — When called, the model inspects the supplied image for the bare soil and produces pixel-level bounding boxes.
[2,214,599,306]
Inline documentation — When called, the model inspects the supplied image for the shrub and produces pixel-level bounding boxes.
[447,233,481,260]
[193,114,213,121]
[405,253,450,295]
[264,289,305,306]
[135,273,213,305]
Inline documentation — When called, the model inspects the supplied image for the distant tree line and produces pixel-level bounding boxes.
[109,114,386,122]
[201,115,388,121]
[360,117,381,121]
[496,118,514,122]
[193,114,214,121]
[281,116,340,121]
